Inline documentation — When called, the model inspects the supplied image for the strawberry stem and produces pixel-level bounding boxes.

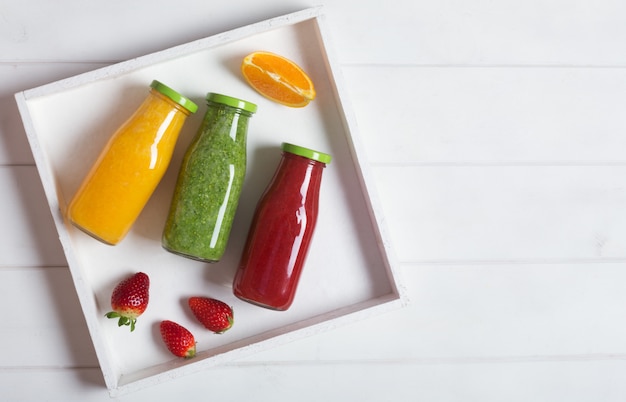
[105,312,137,332]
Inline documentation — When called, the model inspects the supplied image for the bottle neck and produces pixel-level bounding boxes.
[282,152,327,170]
[207,101,254,118]
[273,152,325,199]
[149,89,192,116]
[202,103,252,144]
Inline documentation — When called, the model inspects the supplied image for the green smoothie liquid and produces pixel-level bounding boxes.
[162,94,256,262]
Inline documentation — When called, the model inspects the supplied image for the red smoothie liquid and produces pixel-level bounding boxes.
[233,144,330,310]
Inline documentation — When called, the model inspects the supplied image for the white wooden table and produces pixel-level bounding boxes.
[3,1,626,400]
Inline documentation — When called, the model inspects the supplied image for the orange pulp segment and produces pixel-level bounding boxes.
[241,51,316,108]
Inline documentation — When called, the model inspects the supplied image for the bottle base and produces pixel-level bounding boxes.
[161,245,220,263]
[233,292,289,311]
[69,221,119,246]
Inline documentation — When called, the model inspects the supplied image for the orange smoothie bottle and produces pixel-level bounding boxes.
[67,80,198,245]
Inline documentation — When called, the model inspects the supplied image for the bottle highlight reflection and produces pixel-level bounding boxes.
[162,93,257,262]
[233,142,331,310]
[67,80,197,245]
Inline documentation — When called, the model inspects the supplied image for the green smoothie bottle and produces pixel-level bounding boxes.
[162,93,257,262]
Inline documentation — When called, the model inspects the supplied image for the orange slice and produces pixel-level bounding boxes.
[241,51,316,108]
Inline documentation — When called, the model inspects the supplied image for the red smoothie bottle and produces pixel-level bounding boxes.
[233,142,331,310]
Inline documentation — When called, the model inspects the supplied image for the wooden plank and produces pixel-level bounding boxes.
[0,63,109,165]
[0,266,97,367]
[4,263,625,368]
[372,165,626,262]
[9,64,626,168]
[328,0,626,65]
[0,2,311,63]
[343,66,626,164]
[2,360,626,401]
[0,166,66,266]
[242,263,626,361]
[2,1,626,66]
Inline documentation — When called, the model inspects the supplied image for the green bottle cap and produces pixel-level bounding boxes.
[150,80,198,113]
[282,142,332,164]
[206,93,257,114]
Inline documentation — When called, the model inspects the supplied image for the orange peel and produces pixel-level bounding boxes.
[241,51,316,108]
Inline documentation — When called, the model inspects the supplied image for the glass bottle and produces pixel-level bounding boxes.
[67,80,198,245]
[233,142,332,310]
[162,93,257,262]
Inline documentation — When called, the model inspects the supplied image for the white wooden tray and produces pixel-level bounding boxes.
[14,6,406,396]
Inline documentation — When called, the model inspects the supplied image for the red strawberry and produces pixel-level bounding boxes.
[105,272,149,332]
[188,297,234,334]
[160,320,196,358]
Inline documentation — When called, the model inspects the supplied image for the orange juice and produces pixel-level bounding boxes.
[67,80,197,245]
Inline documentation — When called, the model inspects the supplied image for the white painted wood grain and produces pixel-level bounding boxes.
[0,63,110,165]
[240,263,626,362]
[3,1,626,66]
[373,165,626,262]
[9,64,626,167]
[0,2,308,62]
[2,360,626,401]
[0,266,97,367]
[6,261,626,370]
[344,66,626,164]
[3,0,626,400]
[327,0,626,66]
[0,167,66,266]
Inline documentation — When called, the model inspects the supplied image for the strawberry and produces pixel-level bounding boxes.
[160,320,196,358]
[188,296,234,334]
[104,272,149,332]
